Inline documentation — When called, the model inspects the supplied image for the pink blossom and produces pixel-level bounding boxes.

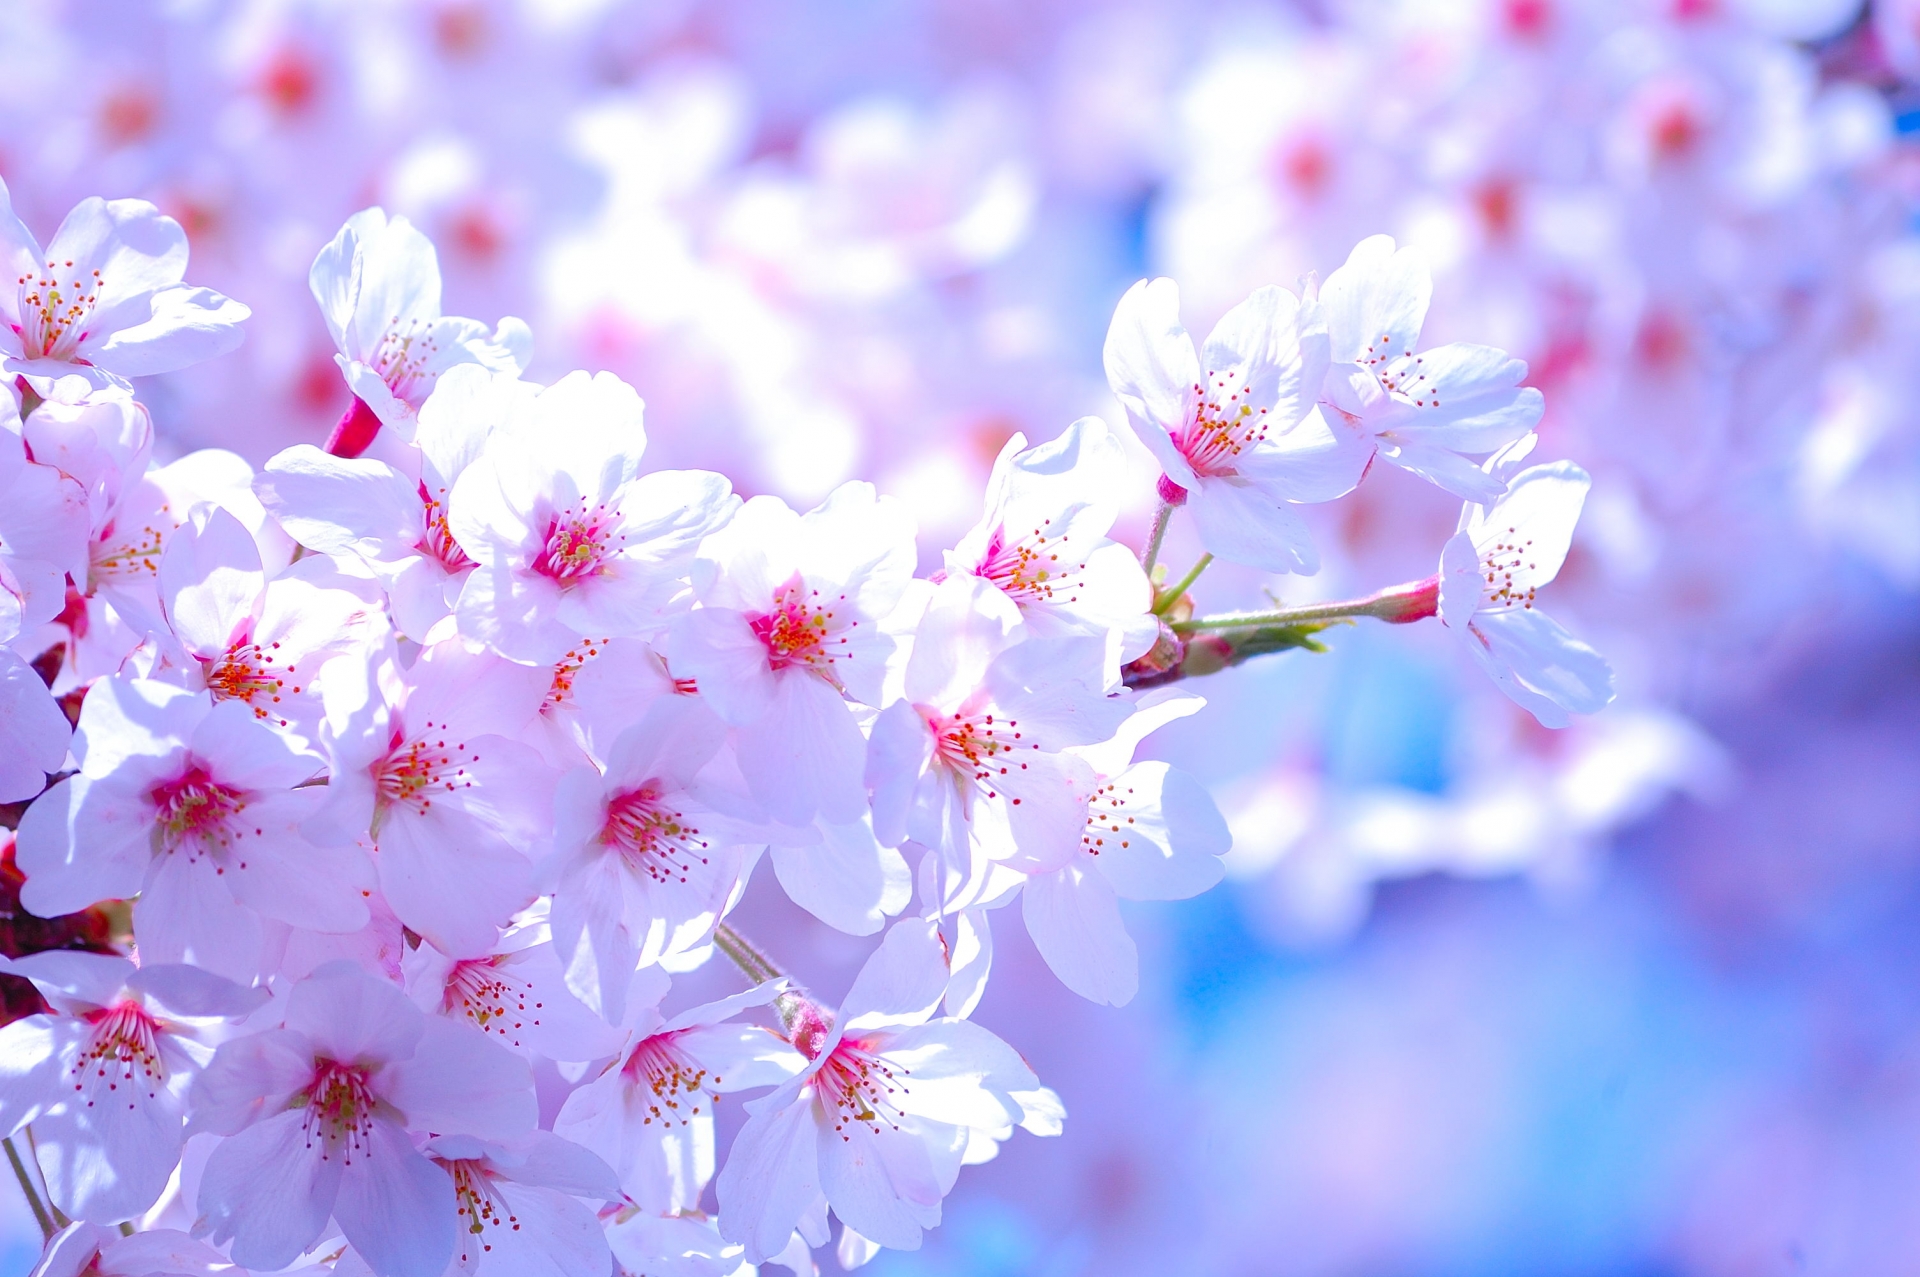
[191,962,536,1277]
[0,953,264,1224]
[16,677,374,980]
[0,178,248,387]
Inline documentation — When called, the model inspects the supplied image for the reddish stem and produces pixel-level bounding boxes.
[324,396,382,458]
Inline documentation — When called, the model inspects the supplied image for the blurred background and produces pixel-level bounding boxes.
[5,0,1920,1272]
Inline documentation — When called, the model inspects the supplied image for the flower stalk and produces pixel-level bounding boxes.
[711,922,783,985]
[4,1135,54,1241]
[1139,499,1175,576]
[1154,553,1213,616]
[1175,574,1440,633]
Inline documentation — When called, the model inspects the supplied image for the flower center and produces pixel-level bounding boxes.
[89,518,168,591]
[444,1159,519,1259]
[295,1059,378,1158]
[374,725,479,816]
[443,957,543,1048]
[148,767,246,859]
[15,259,103,361]
[1376,352,1441,410]
[816,1039,908,1138]
[620,1032,718,1126]
[1080,777,1139,857]
[204,639,298,724]
[371,317,442,405]
[597,786,711,884]
[542,639,607,713]
[1477,526,1539,611]
[747,574,850,676]
[973,522,1082,607]
[417,482,473,572]
[533,502,622,584]
[73,1000,166,1109]
[1176,368,1273,477]
[926,707,1035,800]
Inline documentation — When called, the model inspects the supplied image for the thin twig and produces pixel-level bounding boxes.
[4,1136,53,1241]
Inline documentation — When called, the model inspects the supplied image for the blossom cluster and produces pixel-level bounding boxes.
[1136,0,1920,937]
[0,176,1608,1277]
[4,0,1913,965]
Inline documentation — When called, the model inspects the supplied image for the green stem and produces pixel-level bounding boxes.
[4,1136,53,1241]
[712,922,782,985]
[1154,553,1213,616]
[1139,500,1174,577]
[1175,575,1440,634]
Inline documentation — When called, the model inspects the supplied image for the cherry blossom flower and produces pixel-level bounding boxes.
[941,416,1156,675]
[527,635,675,769]
[1312,234,1544,502]
[448,370,737,665]
[1438,453,1616,727]
[14,377,151,538]
[156,505,384,744]
[418,1131,621,1277]
[716,919,1059,1261]
[316,637,556,958]
[546,695,767,1021]
[309,208,530,454]
[79,448,290,646]
[1023,689,1232,1006]
[669,482,915,826]
[257,364,535,641]
[30,1223,246,1277]
[191,962,537,1277]
[15,678,374,980]
[400,926,622,1063]
[1103,277,1364,573]
[554,968,802,1212]
[0,952,265,1223]
[0,178,249,387]
[865,576,1128,873]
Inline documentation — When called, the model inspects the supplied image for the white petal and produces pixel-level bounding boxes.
[1086,761,1230,900]
[332,1119,457,1277]
[384,1016,536,1141]
[1101,278,1200,441]
[817,1116,944,1252]
[87,285,249,377]
[1022,864,1138,1006]
[197,1109,342,1271]
[771,819,911,936]
[735,672,869,827]
[839,918,949,1034]
[1318,234,1431,367]
[1186,476,1319,574]
[0,657,71,804]
[1466,461,1592,592]
[1464,608,1616,728]
[716,1087,822,1264]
